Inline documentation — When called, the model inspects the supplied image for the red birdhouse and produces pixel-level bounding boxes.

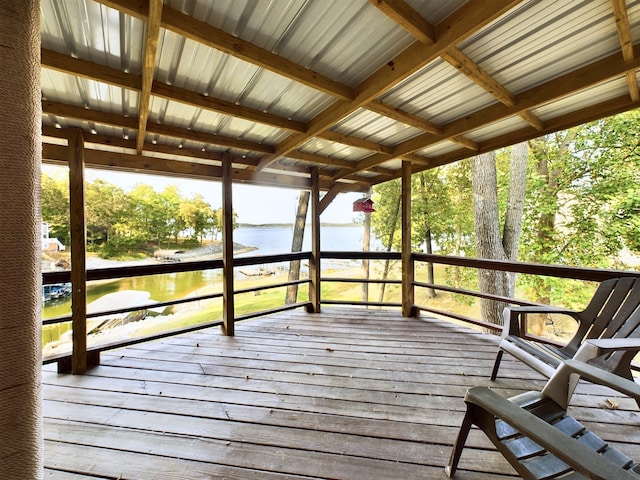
[353,198,375,213]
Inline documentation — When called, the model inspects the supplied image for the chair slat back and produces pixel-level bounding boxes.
[565,278,636,354]
[589,278,640,339]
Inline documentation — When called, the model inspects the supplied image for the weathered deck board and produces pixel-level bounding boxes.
[43,308,640,479]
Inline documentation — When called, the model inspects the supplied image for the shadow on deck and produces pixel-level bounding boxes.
[43,308,640,479]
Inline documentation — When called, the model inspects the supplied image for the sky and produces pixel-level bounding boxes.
[42,165,365,225]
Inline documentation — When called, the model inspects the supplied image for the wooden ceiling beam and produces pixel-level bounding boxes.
[43,138,369,193]
[44,100,139,130]
[317,130,394,155]
[41,49,141,90]
[366,100,442,134]
[43,100,273,154]
[285,150,355,169]
[366,92,640,187]
[257,0,523,170]
[450,135,480,151]
[370,0,516,108]
[43,99,387,184]
[371,0,548,136]
[42,49,403,166]
[96,0,354,101]
[389,44,640,158]
[151,82,307,133]
[137,0,162,154]
[439,47,516,107]
[610,0,639,101]
[44,123,384,189]
[368,0,436,44]
[42,49,307,133]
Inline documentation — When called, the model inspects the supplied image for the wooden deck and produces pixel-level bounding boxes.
[43,308,640,479]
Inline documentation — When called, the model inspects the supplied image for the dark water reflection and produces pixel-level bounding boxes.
[43,269,222,319]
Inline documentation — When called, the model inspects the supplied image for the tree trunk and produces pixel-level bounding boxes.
[378,192,401,304]
[502,141,528,297]
[528,137,565,334]
[473,151,507,326]
[286,191,310,304]
[472,143,528,327]
[419,173,436,298]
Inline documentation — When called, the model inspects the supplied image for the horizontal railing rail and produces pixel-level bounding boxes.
[411,254,640,352]
[412,253,640,282]
[42,249,640,369]
[320,251,402,309]
[42,252,313,365]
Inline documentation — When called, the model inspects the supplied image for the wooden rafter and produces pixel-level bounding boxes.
[43,38,640,184]
[368,0,436,44]
[41,49,307,133]
[391,43,640,157]
[370,0,543,143]
[96,0,354,101]
[366,100,442,135]
[41,49,407,166]
[610,0,639,101]
[42,140,369,194]
[339,44,640,180]
[41,48,427,177]
[41,0,640,193]
[42,109,376,184]
[256,0,523,170]
[137,0,162,154]
[81,0,518,180]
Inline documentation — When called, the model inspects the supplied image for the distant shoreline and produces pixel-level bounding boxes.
[237,222,360,228]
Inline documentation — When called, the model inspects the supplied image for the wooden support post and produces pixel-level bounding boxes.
[0,1,43,474]
[222,154,235,335]
[361,188,372,304]
[402,161,415,317]
[308,168,321,313]
[68,129,90,373]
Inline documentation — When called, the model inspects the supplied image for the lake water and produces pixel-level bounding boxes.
[233,224,380,256]
[42,225,383,320]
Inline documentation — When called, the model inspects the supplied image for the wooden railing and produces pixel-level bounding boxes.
[42,252,312,366]
[320,251,402,309]
[42,250,640,369]
[411,253,640,332]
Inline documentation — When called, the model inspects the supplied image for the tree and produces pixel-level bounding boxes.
[122,184,165,246]
[160,185,183,246]
[472,142,528,326]
[85,179,127,247]
[179,194,214,243]
[41,173,70,245]
[519,111,640,315]
[371,179,402,302]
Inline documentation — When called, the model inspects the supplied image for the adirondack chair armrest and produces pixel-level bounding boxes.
[581,338,640,355]
[502,305,578,338]
[463,386,640,480]
[560,359,640,401]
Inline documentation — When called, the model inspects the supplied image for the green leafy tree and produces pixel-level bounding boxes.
[119,184,166,247]
[85,179,127,248]
[159,184,183,246]
[178,194,214,243]
[213,208,238,240]
[41,173,70,245]
[520,111,640,312]
[371,179,402,302]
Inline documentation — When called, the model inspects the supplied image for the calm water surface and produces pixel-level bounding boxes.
[43,225,380,319]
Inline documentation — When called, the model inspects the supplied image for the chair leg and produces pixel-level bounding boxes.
[445,410,474,477]
[490,350,503,381]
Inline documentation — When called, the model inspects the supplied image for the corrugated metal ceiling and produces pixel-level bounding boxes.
[40,0,640,192]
